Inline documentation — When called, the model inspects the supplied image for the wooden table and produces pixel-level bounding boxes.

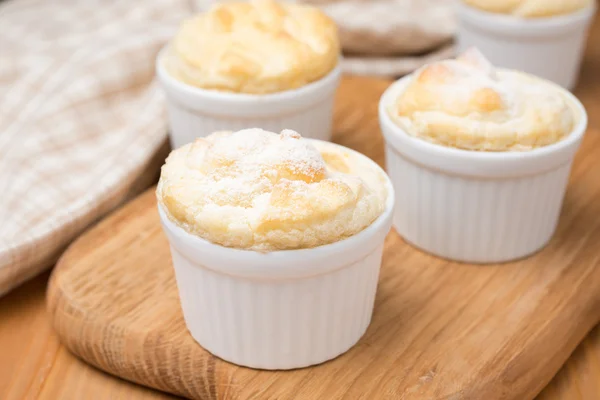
[7,271,599,400]
[2,17,599,400]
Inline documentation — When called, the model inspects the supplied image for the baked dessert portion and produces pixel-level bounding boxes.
[157,129,387,251]
[462,0,593,18]
[387,48,579,151]
[163,0,339,94]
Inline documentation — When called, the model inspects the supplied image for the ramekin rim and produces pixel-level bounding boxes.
[455,0,597,27]
[378,71,588,163]
[155,46,343,103]
[158,139,395,277]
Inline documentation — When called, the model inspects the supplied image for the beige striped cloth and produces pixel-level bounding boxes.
[0,0,191,295]
[0,0,454,296]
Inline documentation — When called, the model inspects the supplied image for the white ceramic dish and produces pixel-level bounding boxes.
[455,1,596,90]
[158,141,394,369]
[379,74,587,264]
[156,48,342,149]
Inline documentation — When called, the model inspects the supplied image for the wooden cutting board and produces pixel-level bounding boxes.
[47,77,600,400]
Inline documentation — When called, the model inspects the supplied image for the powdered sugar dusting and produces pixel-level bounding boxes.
[157,128,387,251]
[185,128,327,210]
[429,50,507,106]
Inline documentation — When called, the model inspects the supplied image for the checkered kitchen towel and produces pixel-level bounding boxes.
[0,0,454,296]
[0,0,191,296]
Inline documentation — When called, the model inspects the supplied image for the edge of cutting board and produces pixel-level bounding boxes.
[47,76,600,400]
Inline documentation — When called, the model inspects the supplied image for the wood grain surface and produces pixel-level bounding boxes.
[45,38,600,400]
[1,16,598,400]
[1,272,596,400]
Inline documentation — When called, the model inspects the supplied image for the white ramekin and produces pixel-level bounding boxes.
[455,2,596,90]
[379,75,587,264]
[156,49,342,149]
[158,143,394,370]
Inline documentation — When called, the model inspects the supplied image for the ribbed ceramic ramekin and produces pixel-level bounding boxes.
[158,143,394,370]
[379,75,587,264]
[455,2,596,89]
[156,48,342,149]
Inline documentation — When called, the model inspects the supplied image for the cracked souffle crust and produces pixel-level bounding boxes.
[387,48,579,151]
[157,129,387,251]
[462,0,593,17]
[163,0,340,94]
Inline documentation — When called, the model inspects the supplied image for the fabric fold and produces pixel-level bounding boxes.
[0,0,455,295]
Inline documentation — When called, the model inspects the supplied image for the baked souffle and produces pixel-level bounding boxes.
[462,0,593,17]
[157,129,387,251]
[163,0,340,94]
[387,48,579,151]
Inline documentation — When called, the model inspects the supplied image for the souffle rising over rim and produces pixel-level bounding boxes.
[462,0,593,18]
[157,129,387,251]
[163,0,340,94]
[387,48,579,151]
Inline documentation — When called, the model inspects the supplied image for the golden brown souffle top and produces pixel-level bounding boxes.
[387,48,579,151]
[463,0,594,17]
[163,0,340,94]
[157,129,387,251]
